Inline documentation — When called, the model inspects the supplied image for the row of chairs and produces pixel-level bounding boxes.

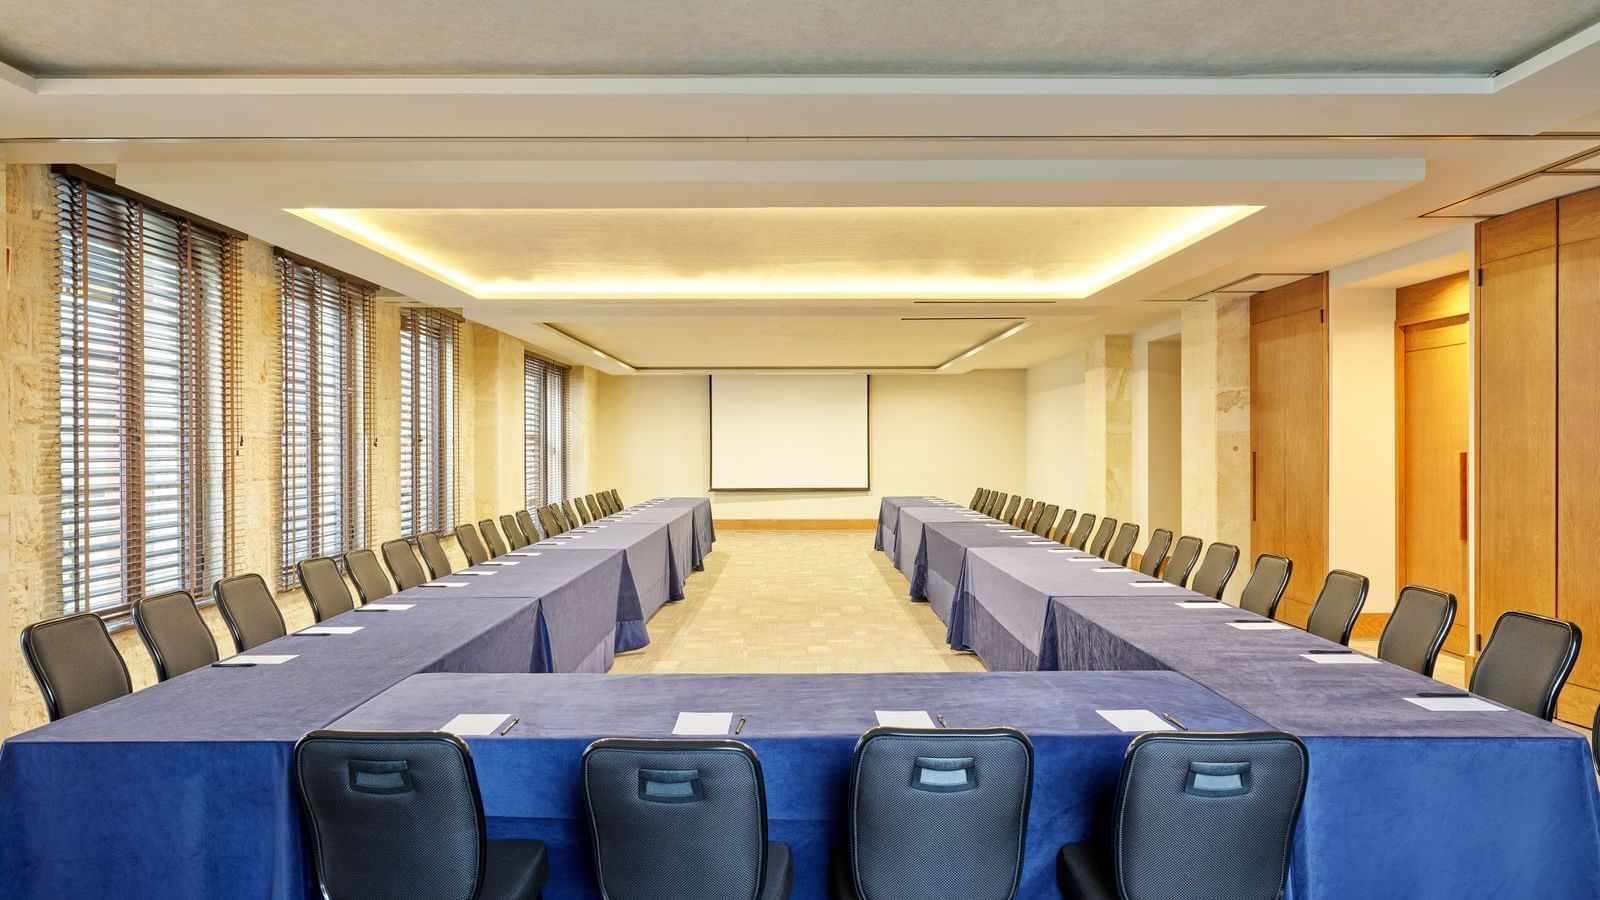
[295,725,1309,900]
[19,491,628,723]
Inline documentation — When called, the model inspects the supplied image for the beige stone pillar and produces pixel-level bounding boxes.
[1084,335,1134,522]
[1180,297,1252,560]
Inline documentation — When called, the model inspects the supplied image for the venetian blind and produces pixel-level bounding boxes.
[399,307,459,536]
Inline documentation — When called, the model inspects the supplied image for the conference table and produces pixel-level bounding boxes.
[329,670,1267,900]
[0,497,712,900]
[880,496,1600,899]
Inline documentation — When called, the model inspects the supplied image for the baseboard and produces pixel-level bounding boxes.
[714,518,878,530]
[1351,612,1388,640]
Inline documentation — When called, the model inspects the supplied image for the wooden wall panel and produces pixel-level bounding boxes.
[1251,315,1286,567]
[1478,201,1557,265]
[1396,271,1470,327]
[1558,233,1600,706]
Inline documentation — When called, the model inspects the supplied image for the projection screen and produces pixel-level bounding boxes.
[709,373,869,490]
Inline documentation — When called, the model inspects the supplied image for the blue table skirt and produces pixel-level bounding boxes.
[331,671,1268,900]
[535,522,672,653]
[601,506,695,599]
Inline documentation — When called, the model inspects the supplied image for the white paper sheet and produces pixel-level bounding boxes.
[1097,709,1174,732]
[508,552,542,557]
[1228,622,1293,631]
[422,582,471,588]
[984,524,1007,528]
[1027,540,1055,545]
[1300,652,1381,665]
[1175,600,1231,608]
[1130,581,1176,588]
[216,654,297,666]
[1094,566,1125,573]
[1404,696,1506,712]
[455,571,498,577]
[297,626,362,635]
[479,561,519,566]
[1047,548,1078,554]
[359,603,415,611]
[442,714,512,736]
[874,710,936,728]
[1068,558,1103,563]
[672,712,733,735]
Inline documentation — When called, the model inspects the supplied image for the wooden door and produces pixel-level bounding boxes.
[1557,209,1600,721]
[1251,314,1287,565]
[1401,320,1470,652]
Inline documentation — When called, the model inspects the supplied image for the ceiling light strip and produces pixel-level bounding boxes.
[936,322,1032,372]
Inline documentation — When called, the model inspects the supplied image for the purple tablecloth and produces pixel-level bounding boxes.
[650,497,716,568]
[331,671,1267,900]
[874,496,952,555]
[604,505,695,598]
[915,521,1051,623]
[891,504,987,575]
[534,521,674,652]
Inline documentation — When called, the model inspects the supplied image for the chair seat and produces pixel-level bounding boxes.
[762,841,795,900]
[482,839,550,900]
[1055,843,1117,900]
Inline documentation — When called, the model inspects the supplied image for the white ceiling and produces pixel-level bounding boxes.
[0,0,1597,77]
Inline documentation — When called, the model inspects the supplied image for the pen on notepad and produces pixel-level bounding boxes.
[1160,712,1187,731]
[498,717,519,736]
[734,717,746,735]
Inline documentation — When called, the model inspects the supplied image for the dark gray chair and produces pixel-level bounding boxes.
[1305,570,1368,645]
[344,549,394,605]
[1104,523,1140,567]
[999,495,1022,526]
[567,500,589,526]
[585,495,603,521]
[1161,536,1203,587]
[1188,543,1240,600]
[596,494,616,516]
[582,738,793,900]
[516,509,542,542]
[833,728,1032,900]
[1138,529,1172,578]
[295,731,549,900]
[478,520,510,558]
[1087,517,1118,558]
[21,612,132,721]
[1470,612,1581,720]
[1057,732,1309,900]
[1237,553,1292,619]
[557,505,580,533]
[1377,586,1456,677]
[1030,504,1059,538]
[1067,514,1097,551]
[132,590,218,681]
[456,523,491,566]
[536,507,564,539]
[1013,498,1035,528]
[417,531,455,578]
[214,573,288,652]
[501,514,530,550]
[298,556,356,622]
[382,538,430,590]
[969,488,986,510]
[610,489,623,510]
[1052,509,1077,544]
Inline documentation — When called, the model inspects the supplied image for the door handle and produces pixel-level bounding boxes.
[1459,451,1468,541]
[1251,451,1257,522]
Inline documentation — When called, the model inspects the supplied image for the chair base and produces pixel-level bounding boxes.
[483,839,550,900]
[1056,843,1117,900]
[762,841,795,900]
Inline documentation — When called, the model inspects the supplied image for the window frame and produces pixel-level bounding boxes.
[524,353,569,508]
[399,307,460,537]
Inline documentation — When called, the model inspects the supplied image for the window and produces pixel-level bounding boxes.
[399,307,459,535]
[278,255,374,586]
[524,354,569,507]
[57,174,235,616]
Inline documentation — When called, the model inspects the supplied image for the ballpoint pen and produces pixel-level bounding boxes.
[734,717,747,734]
[1160,712,1188,731]
[498,717,519,736]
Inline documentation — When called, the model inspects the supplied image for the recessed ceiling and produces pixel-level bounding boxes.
[290,206,1259,300]
[0,1,1596,76]
[549,317,1023,369]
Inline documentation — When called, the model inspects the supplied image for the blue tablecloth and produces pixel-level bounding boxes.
[605,505,695,598]
[650,497,716,568]
[330,671,1268,900]
[0,548,630,900]
[874,496,948,555]
[891,504,986,575]
[535,520,674,652]
[915,520,1051,623]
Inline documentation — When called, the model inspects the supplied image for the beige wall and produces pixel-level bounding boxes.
[591,371,1026,519]
[1024,352,1086,510]
[1138,337,1184,536]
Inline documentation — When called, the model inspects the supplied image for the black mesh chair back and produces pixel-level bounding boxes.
[22,613,133,721]
[569,499,591,526]
[455,523,491,566]
[417,531,455,578]
[213,573,287,652]
[382,539,430,590]
[537,506,563,538]
[1067,513,1097,550]
[1059,732,1308,900]
[600,494,618,515]
[298,556,356,622]
[132,590,218,681]
[986,493,1007,518]
[344,549,395,605]
[1138,528,1173,577]
[1053,509,1077,544]
[295,730,549,900]
[1470,612,1581,720]
[478,520,510,558]
[500,514,529,550]
[1305,570,1368,645]
[1189,543,1240,600]
[1030,504,1058,538]
[999,495,1022,526]
[610,489,623,510]
[1377,586,1456,677]
[1013,498,1034,528]
[1088,517,1119,558]
[516,509,541,542]
[585,495,603,520]
[969,488,985,510]
[1237,553,1292,619]
[1105,522,1141,567]
[843,728,1032,900]
[1162,536,1203,587]
[582,738,791,900]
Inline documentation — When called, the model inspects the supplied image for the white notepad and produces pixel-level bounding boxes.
[359,603,415,611]
[535,541,563,546]
[1047,548,1077,554]
[1028,540,1055,545]
[1130,581,1175,588]
[298,626,362,635]
[1094,566,1125,573]
[984,524,1007,528]
[508,552,542,557]
[1300,652,1381,665]
[874,710,936,728]
[479,561,519,566]
[1404,696,1506,712]
[422,582,471,588]
[1009,535,1034,540]
[673,712,733,735]
[1097,709,1174,732]
[216,654,296,666]
[1228,621,1292,631]
[442,713,512,736]
[1175,600,1230,608]
[1068,558,1103,563]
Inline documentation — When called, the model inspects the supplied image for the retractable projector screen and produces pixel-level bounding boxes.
[709,373,870,490]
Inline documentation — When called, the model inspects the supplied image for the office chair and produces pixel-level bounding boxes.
[1377,586,1456,677]
[455,523,491,566]
[132,590,219,682]
[1013,499,1035,528]
[298,556,357,622]
[1138,528,1172,578]
[1161,536,1202,587]
[213,573,288,652]
[22,612,132,721]
[1104,523,1141,567]
[1471,611,1581,720]
[969,487,986,510]
[417,531,456,578]
[1052,509,1077,544]
[1305,570,1368,645]
[478,519,509,558]
[1030,504,1058,538]
[500,514,530,550]
[568,499,590,526]
[536,506,563,539]
[1188,543,1240,600]
[516,509,542,543]
[344,549,395,605]
[1237,553,1292,619]
[382,538,430,590]
[1067,514,1097,551]
[1088,517,1119,559]
[999,495,1022,526]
